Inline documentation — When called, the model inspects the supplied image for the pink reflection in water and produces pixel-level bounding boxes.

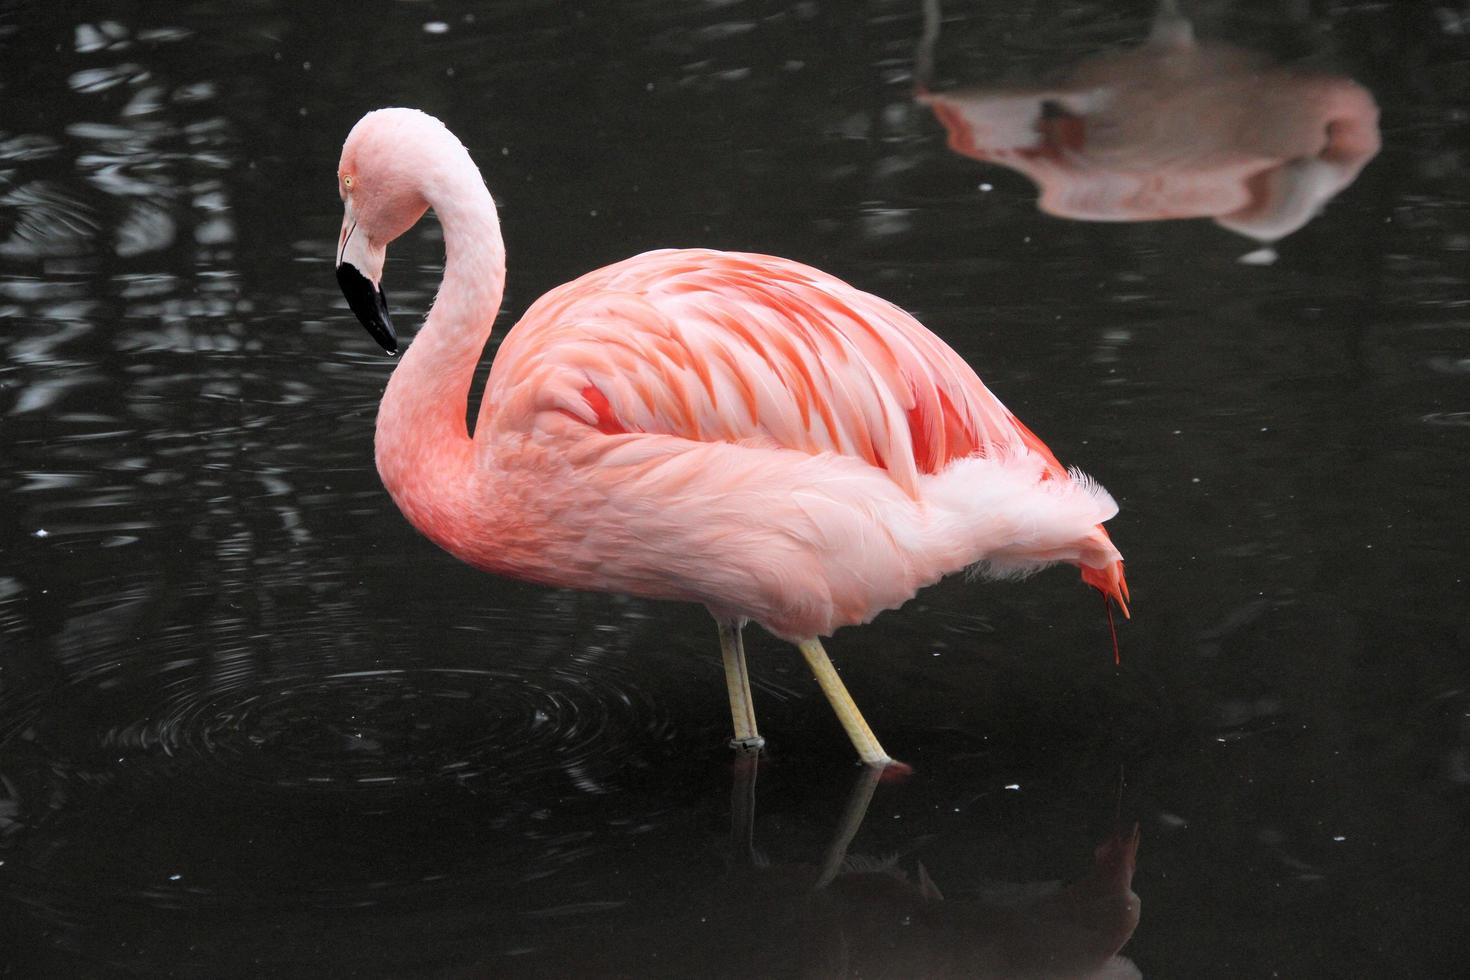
[918,1,1379,244]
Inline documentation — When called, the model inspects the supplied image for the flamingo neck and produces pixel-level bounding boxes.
[374,158,505,556]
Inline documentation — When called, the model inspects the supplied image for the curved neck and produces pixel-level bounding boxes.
[375,159,505,554]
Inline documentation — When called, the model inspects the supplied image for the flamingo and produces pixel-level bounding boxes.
[333,108,1127,768]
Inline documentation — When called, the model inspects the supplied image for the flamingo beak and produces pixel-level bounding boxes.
[336,205,397,354]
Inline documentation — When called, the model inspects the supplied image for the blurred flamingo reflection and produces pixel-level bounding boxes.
[918,0,1380,245]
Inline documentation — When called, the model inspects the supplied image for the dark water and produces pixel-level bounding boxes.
[2,0,1467,976]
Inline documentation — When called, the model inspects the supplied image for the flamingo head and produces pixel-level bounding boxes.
[335,109,450,354]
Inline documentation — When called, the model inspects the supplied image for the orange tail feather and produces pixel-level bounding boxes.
[1081,559,1129,666]
[1081,559,1130,618]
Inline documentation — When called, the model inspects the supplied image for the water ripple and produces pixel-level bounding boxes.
[93,661,673,796]
[5,631,680,812]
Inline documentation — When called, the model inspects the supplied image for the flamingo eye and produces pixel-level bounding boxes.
[343,174,354,189]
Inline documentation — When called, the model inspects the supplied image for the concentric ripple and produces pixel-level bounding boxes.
[91,657,677,797]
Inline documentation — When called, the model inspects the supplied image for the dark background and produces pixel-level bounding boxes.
[2,1,1467,976]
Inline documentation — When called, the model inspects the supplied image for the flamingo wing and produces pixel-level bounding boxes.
[486,249,1063,497]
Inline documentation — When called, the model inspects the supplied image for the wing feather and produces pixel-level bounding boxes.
[487,249,1059,497]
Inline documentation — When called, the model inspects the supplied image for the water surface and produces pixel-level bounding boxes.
[2,1,1467,976]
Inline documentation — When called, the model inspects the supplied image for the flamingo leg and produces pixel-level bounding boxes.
[719,620,765,752]
[796,638,894,767]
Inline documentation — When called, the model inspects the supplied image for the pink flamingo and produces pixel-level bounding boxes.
[334,108,1128,768]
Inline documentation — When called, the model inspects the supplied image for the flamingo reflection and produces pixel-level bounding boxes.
[698,759,1143,979]
[917,0,1379,244]
[491,759,1142,976]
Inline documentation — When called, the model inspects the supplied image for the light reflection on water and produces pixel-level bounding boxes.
[1,0,1467,976]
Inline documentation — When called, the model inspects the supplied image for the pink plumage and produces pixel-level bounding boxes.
[334,108,1127,767]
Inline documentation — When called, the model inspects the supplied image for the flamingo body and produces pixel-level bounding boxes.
[335,108,1126,763]
[458,248,1124,639]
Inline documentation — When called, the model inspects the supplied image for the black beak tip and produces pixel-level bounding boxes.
[336,261,398,355]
